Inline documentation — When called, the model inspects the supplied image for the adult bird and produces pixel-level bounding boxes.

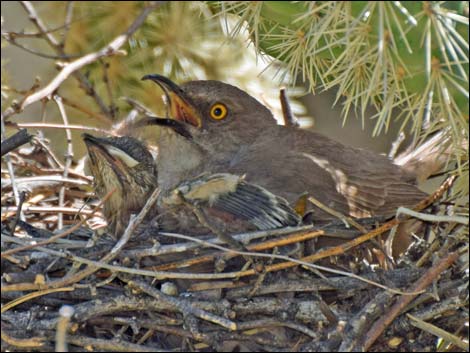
[140,74,427,225]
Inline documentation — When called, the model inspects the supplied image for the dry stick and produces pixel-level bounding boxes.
[141,225,313,257]
[2,175,90,187]
[2,21,79,39]
[0,331,44,349]
[12,122,111,134]
[20,1,61,49]
[162,233,419,296]
[308,195,368,233]
[2,32,81,60]
[124,278,237,331]
[9,188,160,293]
[54,95,73,230]
[5,2,159,119]
[101,59,117,118]
[18,1,109,116]
[8,191,26,237]
[55,305,74,352]
[32,135,64,169]
[1,115,23,220]
[1,188,115,258]
[152,229,324,271]
[2,206,95,218]
[388,131,405,159]
[60,1,74,48]
[362,251,460,351]
[406,313,469,351]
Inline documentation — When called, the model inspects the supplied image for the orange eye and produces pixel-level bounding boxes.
[209,103,228,120]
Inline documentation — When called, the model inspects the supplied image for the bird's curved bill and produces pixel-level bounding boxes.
[142,74,202,128]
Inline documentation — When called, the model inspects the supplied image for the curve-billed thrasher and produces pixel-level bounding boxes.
[83,133,299,237]
[140,74,427,223]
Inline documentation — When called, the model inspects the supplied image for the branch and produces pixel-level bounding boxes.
[3,2,159,119]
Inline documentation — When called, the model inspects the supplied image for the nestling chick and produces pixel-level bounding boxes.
[83,133,158,236]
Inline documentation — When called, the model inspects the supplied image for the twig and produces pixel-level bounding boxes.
[101,60,117,118]
[161,232,422,295]
[1,115,23,220]
[388,131,405,159]
[60,1,75,49]
[23,0,135,118]
[2,21,80,38]
[30,136,64,169]
[1,36,80,60]
[129,225,314,258]
[6,2,159,119]
[0,188,115,257]
[362,251,460,351]
[55,305,74,352]
[2,187,160,292]
[8,191,26,237]
[20,1,61,48]
[1,175,90,188]
[396,207,468,225]
[151,229,323,271]
[54,95,73,230]
[123,278,237,331]
[237,319,317,339]
[0,129,33,156]
[9,122,112,134]
[308,195,368,232]
[407,314,468,350]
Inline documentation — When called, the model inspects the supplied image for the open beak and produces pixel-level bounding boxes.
[133,116,193,140]
[142,74,202,128]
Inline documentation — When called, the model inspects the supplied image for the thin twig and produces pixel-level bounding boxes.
[308,195,368,233]
[6,2,160,119]
[1,114,23,221]
[396,206,468,225]
[123,278,237,331]
[8,191,26,237]
[101,59,117,119]
[362,251,460,351]
[60,1,75,49]
[9,122,112,134]
[54,95,74,230]
[1,188,115,258]
[388,131,405,159]
[160,232,423,295]
[407,314,469,351]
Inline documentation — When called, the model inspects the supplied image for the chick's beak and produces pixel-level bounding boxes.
[82,133,136,180]
[142,74,202,128]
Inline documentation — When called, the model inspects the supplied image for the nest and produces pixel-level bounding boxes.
[1,131,468,352]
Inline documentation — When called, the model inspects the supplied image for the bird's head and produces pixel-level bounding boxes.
[140,74,276,152]
[83,133,158,234]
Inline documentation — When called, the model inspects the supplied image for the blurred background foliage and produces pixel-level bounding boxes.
[1,1,468,209]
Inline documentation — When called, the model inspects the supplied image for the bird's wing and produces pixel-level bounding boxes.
[162,173,300,230]
[225,127,427,219]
